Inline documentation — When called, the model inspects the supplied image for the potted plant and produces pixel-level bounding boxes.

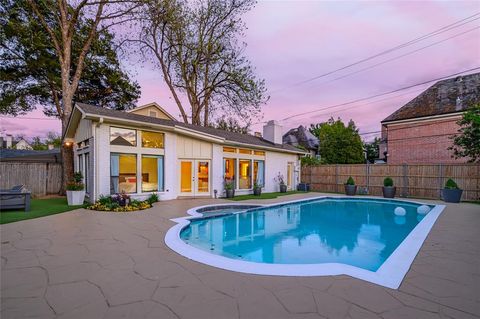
[224,178,235,198]
[382,177,396,198]
[275,173,287,193]
[66,172,85,205]
[442,178,463,203]
[253,180,262,196]
[344,176,357,196]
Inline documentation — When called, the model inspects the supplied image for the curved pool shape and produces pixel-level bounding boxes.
[165,197,445,289]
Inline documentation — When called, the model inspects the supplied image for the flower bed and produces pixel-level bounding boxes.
[87,193,158,212]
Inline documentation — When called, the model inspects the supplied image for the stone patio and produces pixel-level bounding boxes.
[1,193,479,319]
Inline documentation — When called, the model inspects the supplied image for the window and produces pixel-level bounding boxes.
[142,155,164,192]
[223,158,236,184]
[110,153,137,193]
[142,131,164,149]
[149,111,157,117]
[223,147,236,153]
[239,148,252,155]
[254,160,265,187]
[110,127,136,146]
[239,160,251,189]
[84,153,89,194]
[78,154,83,175]
[253,150,265,156]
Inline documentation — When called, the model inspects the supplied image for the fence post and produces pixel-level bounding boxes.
[402,164,408,197]
[335,164,339,193]
[366,163,370,194]
[438,164,444,199]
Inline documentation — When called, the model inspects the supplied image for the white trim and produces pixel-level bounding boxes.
[382,112,464,126]
[165,196,445,289]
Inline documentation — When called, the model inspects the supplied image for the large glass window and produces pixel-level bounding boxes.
[254,160,265,187]
[142,155,164,192]
[223,158,236,185]
[197,161,209,193]
[110,153,137,194]
[110,127,136,146]
[239,160,251,189]
[84,153,89,194]
[142,131,164,148]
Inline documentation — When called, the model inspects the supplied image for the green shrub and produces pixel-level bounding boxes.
[345,176,355,185]
[73,172,83,183]
[383,177,394,187]
[66,182,84,191]
[301,156,322,166]
[147,193,159,204]
[444,178,459,190]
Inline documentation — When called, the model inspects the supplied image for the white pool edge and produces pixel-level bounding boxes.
[165,195,446,289]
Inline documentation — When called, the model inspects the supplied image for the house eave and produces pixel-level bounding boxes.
[381,111,464,126]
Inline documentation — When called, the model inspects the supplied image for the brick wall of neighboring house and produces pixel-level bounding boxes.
[385,115,466,164]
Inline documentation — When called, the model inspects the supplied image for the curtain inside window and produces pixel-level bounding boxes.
[256,161,265,187]
[110,154,119,194]
[158,156,164,191]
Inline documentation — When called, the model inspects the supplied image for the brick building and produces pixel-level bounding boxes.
[380,72,480,164]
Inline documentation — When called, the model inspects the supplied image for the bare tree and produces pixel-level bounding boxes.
[134,0,268,126]
[26,0,141,190]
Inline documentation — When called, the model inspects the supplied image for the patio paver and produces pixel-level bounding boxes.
[1,193,479,318]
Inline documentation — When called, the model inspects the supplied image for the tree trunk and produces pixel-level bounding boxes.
[59,100,74,195]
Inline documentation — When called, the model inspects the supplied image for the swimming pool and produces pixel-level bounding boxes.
[165,196,445,288]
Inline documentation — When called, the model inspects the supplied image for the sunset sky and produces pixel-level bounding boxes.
[1,0,479,141]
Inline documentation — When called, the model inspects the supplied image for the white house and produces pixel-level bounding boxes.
[64,103,305,202]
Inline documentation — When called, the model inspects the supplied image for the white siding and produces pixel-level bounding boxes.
[176,135,212,159]
[75,119,92,142]
[264,151,299,193]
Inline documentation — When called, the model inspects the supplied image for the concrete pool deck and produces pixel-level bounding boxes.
[1,193,479,318]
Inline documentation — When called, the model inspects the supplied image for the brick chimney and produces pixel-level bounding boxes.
[263,120,283,144]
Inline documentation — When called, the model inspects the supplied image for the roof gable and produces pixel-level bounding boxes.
[127,102,177,121]
[382,72,480,123]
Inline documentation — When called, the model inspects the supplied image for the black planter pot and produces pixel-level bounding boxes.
[225,189,235,198]
[442,188,463,203]
[344,185,357,196]
[279,184,287,193]
[253,187,262,196]
[382,186,396,198]
[297,183,310,191]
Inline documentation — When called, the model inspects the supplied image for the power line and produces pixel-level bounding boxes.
[270,12,480,93]
[307,26,480,89]
[277,67,480,123]
[0,116,59,121]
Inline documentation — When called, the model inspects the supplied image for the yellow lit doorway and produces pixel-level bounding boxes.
[179,160,210,197]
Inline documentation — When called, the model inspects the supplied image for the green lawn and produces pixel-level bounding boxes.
[227,191,307,201]
[0,198,84,224]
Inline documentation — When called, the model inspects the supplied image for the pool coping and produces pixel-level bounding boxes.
[164,195,446,289]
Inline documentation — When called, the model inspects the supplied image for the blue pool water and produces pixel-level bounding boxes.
[180,198,430,271]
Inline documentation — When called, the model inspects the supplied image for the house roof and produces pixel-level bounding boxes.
[0,149,61,163]
[68,103,305,154]
[382,72,480,123]
[126,102,177,121]
[282,125,319,151]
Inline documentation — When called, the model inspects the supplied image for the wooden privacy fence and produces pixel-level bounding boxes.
[301,163,480,201]
[0,163,62,197]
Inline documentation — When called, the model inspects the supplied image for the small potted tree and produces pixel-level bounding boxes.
[344,176,357,196]
[382,177,396,198]
[224,178,235,198]
[253,180,262,196]
[275,173,287,193]
[442,178,463,203]
[66,172,85,205]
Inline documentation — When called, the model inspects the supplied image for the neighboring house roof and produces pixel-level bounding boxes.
[382,72,480,123]
[126,102,177,121]
[282,125,319,151]
[66,103,305,154]
[0,149,61,163]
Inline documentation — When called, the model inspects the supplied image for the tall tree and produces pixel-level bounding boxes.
[449,104,480,163]
[363,137,380,164]
[134,0,267,126]
[310,118,364,164]
[212,116,250,134]
[0,0,141,190]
